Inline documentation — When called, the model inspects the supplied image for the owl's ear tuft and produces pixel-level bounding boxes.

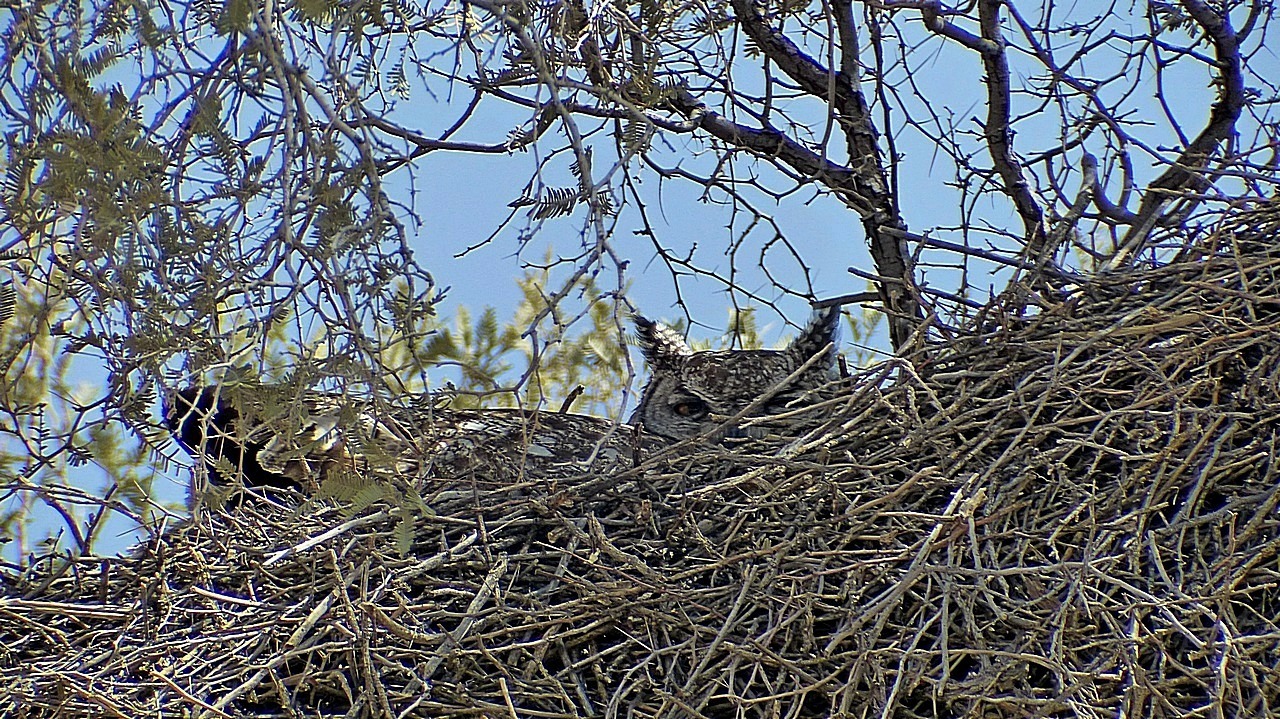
[633,315,693,369]
[786,306,842,370]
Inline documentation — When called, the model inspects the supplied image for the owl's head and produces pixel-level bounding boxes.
[629,307,842,440]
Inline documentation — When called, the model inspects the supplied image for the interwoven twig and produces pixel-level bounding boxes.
[3,203,1279,718]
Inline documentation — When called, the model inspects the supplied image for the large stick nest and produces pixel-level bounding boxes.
[4,203,1280,718]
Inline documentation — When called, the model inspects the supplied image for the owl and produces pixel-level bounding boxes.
[629,307,842,440]
[166,388,649,495]
[165,308,842,491]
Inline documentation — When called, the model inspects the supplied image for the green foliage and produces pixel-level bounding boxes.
[315,464,431,558]
[0,275,159,557]
[392,265,632,417]
[0,0,436,560]
[0,0,880,565]
[218,0,253,33]
[294,0,338,24]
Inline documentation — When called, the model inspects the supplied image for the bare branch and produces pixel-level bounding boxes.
[974,0,1048,253]
[727,0,920,350]
[667,88,865,206]
[1117,0,1246,257]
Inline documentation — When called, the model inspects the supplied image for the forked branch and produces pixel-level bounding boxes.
[724,0,921,351]
[921,0,1048,255]
[975,0,1048,255]
[1115,0,1245,260]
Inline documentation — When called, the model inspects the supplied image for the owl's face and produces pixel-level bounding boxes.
[629,308,841,440]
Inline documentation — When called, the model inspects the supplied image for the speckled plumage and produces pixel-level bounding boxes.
[629,307,842,440]
[167,390,650,495]
[166,310,841,493]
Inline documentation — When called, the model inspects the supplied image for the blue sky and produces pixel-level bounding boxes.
[3,0,1275,559]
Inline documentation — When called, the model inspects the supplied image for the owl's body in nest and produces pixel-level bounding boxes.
[166,309,841,492]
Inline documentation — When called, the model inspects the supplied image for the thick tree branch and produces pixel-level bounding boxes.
[974,0,1048,255]
[726,0,920,351]
[1116,0,1245,255]
[727,0,888,204]
[919,1,993,51]
[667,89,862,197]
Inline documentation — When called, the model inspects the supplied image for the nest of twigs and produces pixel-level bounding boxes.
[4,202,1280,718]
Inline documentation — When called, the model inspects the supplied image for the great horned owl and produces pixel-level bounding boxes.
[167,388,647,495]
[630,307,842,440]
[165,309,842,492]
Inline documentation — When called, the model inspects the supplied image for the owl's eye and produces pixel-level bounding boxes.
[672,399,709,419]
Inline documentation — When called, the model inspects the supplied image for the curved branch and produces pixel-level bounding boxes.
[727,0,889,203]
[1117,0,1245,254]
[355,114,512,157]
[974,0,1048,254]
[667,89,863,204]
[725,0,920,351]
